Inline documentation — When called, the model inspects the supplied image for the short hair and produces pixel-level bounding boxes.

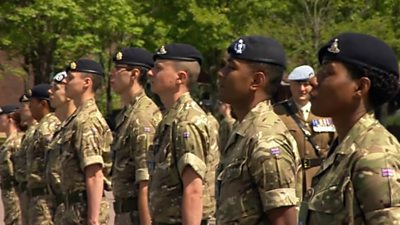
[80,72,103,92]
[249,62,285,97]
[344,62,400,109]
[171,61,201,85]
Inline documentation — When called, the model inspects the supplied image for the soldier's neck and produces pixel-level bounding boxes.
[74,92,95,107]
[161,88,189,110]
[333,107,368,142]
[121,85,143,106]
[293,98,309,107]
[233,94,268,122]
[55,101,76,121]
[6,124,19,137]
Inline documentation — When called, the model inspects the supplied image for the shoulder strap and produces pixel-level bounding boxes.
[282,101,322,158]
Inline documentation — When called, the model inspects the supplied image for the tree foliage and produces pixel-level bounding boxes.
[1,0,400,114]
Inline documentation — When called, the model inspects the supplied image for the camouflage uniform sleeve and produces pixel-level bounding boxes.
[75,121,105,170]
[131,118,157,183]
[352,149,400,223]
[174,121,207,180]
[248,134,298,212]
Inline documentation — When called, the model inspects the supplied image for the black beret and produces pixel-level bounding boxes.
[113,47,154,69]
[52,71,68,83]
[318,32,399,77]
[227,35,286,68]
[0,105,19,115]
[19,94,29,103]
[153,43,203,65]
[27,83,51,100]
[66,59,104,76]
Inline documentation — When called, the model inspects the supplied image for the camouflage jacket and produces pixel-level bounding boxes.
[111,90,161,199]
[216,100,301,225]
[218,116,236,151]
[46,121,67,196]
[299,112,400,225]
[13,123,38,185]
[26,113,60,189]
[0,132,23,182]
[148,92,219,223]
[59,98,113,193]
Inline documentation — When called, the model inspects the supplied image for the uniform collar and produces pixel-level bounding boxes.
[317,112,377,175]
[63,98,96,127]
[235,100,272,136]
[163,92,193,125]
[115,90,147,130]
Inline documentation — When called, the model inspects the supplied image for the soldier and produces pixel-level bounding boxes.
[216,36,300,225]
[299,33,400,224]
[60,59,112,225]
[0,105,23,225]
[110,47,161,225]
[13,94,37,225]
[217,102,235,151]
[274,65,336,196]
[26,84,60,225]
[199,92,220,145]
[147,43,219,225]
[45,71,76,224]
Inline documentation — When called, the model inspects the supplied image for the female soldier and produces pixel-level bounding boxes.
[0,105,23,225]
[299,33,400,224]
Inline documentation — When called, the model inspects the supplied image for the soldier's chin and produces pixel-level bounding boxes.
[310,103,330,117]
[217,92,232,104]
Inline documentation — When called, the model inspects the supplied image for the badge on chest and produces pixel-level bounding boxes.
[311,118,336,132]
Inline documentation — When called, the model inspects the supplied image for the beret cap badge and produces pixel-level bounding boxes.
[116,52,123,61]
[158,45,167,55]
[234,39,246,54]
[27,89,32,97]
[70,62,77,70]
[328,38,340,54]
[21,95,29,102]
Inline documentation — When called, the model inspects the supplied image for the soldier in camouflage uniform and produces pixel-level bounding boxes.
[216,36,300,225]
[274,65,336,197]
[0,105,23,225]
[46,71,76,224]
[299,33,400,224]
[217,102,235,151]
[199,93,220,147]
[14,94,37,225]
[110,47,161,225]
[59,59,112,225]
[147,44,219,225]
[26,84,60,225]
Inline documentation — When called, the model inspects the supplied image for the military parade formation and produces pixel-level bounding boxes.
[0,32,399,225]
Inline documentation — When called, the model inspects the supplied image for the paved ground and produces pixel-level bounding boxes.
[0,190,116,225]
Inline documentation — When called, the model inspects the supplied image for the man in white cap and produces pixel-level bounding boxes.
[274,65,336,198]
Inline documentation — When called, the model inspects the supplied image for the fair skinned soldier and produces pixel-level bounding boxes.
[110,48,161,225]
[0,105,23,225]
[26,84,61,225]
[13,95,37,225]
[147,44,219,225]
[60,59,112,225]
[46,71,76,224]
[274,65,336,197]
[216,36,300,225]
[299,33,400,225]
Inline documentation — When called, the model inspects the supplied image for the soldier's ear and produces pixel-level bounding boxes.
[130,68,140,81]
[249,71,265,91]
[176,70,188,85]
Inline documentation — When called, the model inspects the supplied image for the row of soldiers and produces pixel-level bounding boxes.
[1,32,400,225]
